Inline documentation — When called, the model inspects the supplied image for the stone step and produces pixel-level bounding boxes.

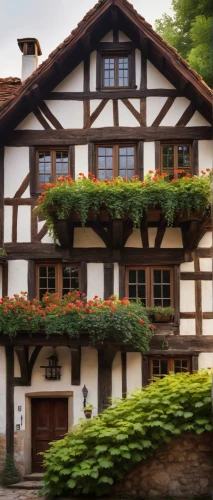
[24,473,44,481]
[7,481,43,490]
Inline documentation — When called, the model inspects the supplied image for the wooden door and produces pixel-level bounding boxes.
[32,398,68,472]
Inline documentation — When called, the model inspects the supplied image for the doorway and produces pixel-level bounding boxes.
[31,398,68,472]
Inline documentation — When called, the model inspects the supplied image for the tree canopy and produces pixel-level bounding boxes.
[155,0,212,87]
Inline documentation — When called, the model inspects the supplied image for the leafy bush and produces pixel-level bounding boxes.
[1,454,20,485]
[36,169,211,236]
[0,292,156,351]
[41,371,212,497]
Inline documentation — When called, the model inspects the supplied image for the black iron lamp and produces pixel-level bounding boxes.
[40,347,62,380]
[82,384,88,408]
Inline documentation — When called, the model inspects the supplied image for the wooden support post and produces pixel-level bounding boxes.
[98,348,117,413]
[192,355,198,372]
[71,348,81,385]
[5,346,14,457]
[121,352,127,398]
[142,355,148,387]
[104,263,114,299]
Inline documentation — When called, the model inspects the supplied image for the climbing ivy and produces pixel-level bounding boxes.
[41,371,212,497]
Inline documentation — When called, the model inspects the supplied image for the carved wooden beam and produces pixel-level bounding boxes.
[14,346,29,386]
[28,346,42,382]
[140,214,149,248]
[155,215,166,248]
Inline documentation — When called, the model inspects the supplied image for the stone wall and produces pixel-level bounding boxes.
[113,432,212,498]
[0,431,25,476]
[0,434,6,470]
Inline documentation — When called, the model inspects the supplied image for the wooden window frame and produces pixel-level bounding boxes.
[95,143,137,179]
[36,263,81,299]
[125,266,174,308]
[30,146,74,197]
[96,43,136,91]
[149,356,191,381]
[160,143,192,178]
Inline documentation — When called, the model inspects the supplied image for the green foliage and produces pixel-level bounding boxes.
[37,172,211,238]
[1,454,20,485]
[0,248,7,257]
[155,0,212,86]
[41,371,212,497]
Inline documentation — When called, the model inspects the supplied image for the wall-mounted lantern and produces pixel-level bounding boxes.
[40,347,61,380]
[82,384,88,408]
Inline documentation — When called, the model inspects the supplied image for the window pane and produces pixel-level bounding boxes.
[119,146,135,178]
[153,270,161,283]
[62,266,79,295]
[138,270,145,283]
[55,151,68,177]
[97,147,113,179]
[161,360,168,375]
[129,285,137,298]
[163,270,170,283]
[163,285,170,298]
[104,58,115,87]
[118,57,129,87]
[38,266,56,300]
[129,270,136,283]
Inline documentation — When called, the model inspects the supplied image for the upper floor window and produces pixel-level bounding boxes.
[125,267,173,308]
[36,264,80,300]
[96,144,136,180]
[37,149,70,189]
[96,44,135,90]
[103,55,129,88]
[161,144,191,180]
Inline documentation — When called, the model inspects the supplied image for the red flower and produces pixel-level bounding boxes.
[149,170,153,174]
[206,168,210,172]
[140,319,145,324]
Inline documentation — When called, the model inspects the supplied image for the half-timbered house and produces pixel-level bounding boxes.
[0,0,212,476]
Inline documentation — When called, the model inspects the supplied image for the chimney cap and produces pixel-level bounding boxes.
[17,38,42,56]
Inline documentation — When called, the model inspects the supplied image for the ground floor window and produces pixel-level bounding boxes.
[149,356,191,381]
[36,264,80,300]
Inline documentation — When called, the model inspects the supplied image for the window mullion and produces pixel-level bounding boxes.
[113,145,118,177]
[51,151,55,182]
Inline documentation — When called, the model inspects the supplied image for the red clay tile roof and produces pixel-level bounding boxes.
[0,0,212,124]
[0,77,21,106]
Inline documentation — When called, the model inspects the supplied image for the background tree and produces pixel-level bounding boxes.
[155,0,212,87]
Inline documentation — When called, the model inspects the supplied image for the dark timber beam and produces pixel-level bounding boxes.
[14,346,29,386]
[71,348,81,385]
[98,348,117,413]
[5,346,14,457]
[104,263,114,299]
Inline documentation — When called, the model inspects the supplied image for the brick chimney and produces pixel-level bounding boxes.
[17,38,42,81]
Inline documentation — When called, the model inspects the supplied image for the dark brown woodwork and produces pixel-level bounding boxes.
[12,205,18,243]
[4,198,37,206]
[5,127,211,147]
[28,346,42,381]
[45,90,192,100]
[29,146,37,197]
[180,312,196,319]
[195,280,202,336]
[140,214,149,248]
[98,348,117,413]
[121,352,127,398]
[92,221,110,247]
[142,355,148,387]
[36,223,48,242]
[14,173,30,198]
[196,248,213,258]
[90,100,109,126]
[33,108,52,130]
[71,348,81,385]
[68,145,75,179]
[192,140,199,175]
[182,221,200,251]
[140,98,146,127]
[97,41,134,51]
[140,54,147,91]
[155,141,161,172]
[14,346,29,386]
[28,260,36,301]
[155,215,166,248]
[137,140,144,180]
[121,98,141,124]
[5,346,14,457]
[31,206,38,241]
[88,142,95,175]
[39,101,63,129]
[176,102,196,127]
[192,355,198,372]
[104,263,114,299]
[113,29,119,43]
[113,99,119,126]
[2,264,8,297]
[32,398,68,472]
[84,101,90,128]
[203,312,213,319]
[111,220,124,250]
[0,146,4,245]
[84,56,90,92]
[80,261,87,296]
[174,265,180,327]
[181,271,212,280]
[119,265,125,299]
[152,97,175,127]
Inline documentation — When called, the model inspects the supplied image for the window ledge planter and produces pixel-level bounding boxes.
[152,314,174,323]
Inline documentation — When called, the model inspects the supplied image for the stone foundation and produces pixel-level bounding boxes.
[113,432,213,498]
[0,434,6,470]
[0,431,25,476]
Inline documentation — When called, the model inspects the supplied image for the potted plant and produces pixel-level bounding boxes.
[146,306,175,323]
[82,404,94,419]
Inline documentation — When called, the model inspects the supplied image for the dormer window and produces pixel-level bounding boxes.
[96,43,135,90]
[103,55,129,88]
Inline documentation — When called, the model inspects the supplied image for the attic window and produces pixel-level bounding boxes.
[96,44,135,90]
[103,56,129,87]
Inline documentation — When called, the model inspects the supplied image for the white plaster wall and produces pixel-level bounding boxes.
[186,111,210,127]
[53,62,84,92]
[4,206,12,242]
[90,51,97,92]
[87,263,104,300]
[180,281,195,312]
[198,141,213,174]
[200,258,212,271]
[135,49,141,89]
[91,100,113,127]
[202,281,212,312]
[114,263,119,297]
[160,98,190,126]
[126,353,142,393]
[161,228,183,248]
[146,97,167,126]
[112,352,122,400]
[37,220,54,244]
[14,346,98,427]
[143,142,155,175]
[8,260,28,296]
[180,261,195,272]
[202,320,213,336]
[0,267,2,297]
[4,147,30,198]
[125,229,142,248]
[0,347,6,433]
[118,31,131,42]
[148,228,157,248]
[147,61,175,89]
[75,145,88,178]
[44,101,83,129]
[180,319,196,335]
[118,100,139,127]
[16,113,44,130]
[17,207,31,242]
[101,31,113,42]
[74,228,106,248]
[198,232,212,248]
[198,353,213,369]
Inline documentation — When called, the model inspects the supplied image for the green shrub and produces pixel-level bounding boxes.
[1,454,20,485]
[41,371,212,497]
